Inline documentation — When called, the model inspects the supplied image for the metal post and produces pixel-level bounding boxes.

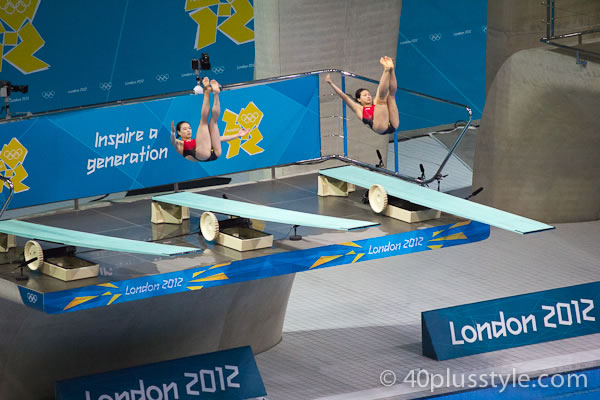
[393,129,399,173]
[546,0,555,39]
[341,74,348,157]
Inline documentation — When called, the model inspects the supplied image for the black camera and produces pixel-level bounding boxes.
[191,53,211,71]
[0,80,28,97]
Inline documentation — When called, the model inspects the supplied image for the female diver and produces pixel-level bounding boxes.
[326,56,399,135]
[171,77,248,162]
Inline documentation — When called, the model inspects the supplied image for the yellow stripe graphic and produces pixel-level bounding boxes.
[97,283,118,288]
[449,221,471,229]
[339,242,362,248]
[189,272,228,282]
[351,253,365,263]
[107,294,121,305]
[210,263,231,270]
[430,232,467,242]
[310,255,343,269]
[64,296,97,310]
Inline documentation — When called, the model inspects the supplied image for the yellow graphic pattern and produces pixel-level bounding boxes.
[186,263,229,290]
[222,101,264,159]
[0,0,49,74]
[427,221,472,249]
[186,0,254,50]
[0,137,29,193]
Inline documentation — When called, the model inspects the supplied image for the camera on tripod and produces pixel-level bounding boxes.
[0,81,28,98]
[191,53,211,72]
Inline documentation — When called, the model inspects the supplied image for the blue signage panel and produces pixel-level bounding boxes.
[0,74,321,209]
[56,346,266,400]
[1,0,254,115]
[423,281,600,360]
[18,286,44,311]
[396,0,487,130]
[41,220,489,314]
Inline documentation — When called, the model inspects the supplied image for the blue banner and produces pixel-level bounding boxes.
[396,0,487,130]
[422,281,600,360]
[37,220,489,314]
[0,75,321,209]
[1,0,254,115]
[56,346,266,400]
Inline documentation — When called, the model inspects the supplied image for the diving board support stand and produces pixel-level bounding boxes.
[0,233,16,252]
[24,241,99,281]
[151,201,190,224]
[318,175,441,223]
[317,175,355,197]
[152,198,273,252]
[151,191,378,252]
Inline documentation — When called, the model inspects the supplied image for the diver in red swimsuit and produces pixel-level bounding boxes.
[171,77,248,162]
[326,56,399,135]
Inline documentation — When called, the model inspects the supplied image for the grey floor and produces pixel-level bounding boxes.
[254,128,600,399]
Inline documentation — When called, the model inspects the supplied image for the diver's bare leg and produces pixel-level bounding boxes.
[194,77,212,159]
[208,79,223,158]
[372,57,391,133]
[385,57,399,129]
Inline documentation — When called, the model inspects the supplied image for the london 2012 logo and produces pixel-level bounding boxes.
[222,101,264,159]
[0,137,29,193]
[0,0,49,74]
[185,0,254,50]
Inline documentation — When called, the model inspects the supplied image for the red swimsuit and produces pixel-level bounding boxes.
[182,139,217,161]
[361,105,396,135]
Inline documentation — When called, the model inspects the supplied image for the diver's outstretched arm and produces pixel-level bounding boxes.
[325,74,363,118]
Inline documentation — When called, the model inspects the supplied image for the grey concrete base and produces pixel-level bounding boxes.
[473,46,600,223]
[0,274,295,399]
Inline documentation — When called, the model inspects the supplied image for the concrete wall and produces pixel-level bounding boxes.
[473,47,600,222]
[0,275,294,399]
[486,0,600,93]
[254,0,402,177]
[477,0,600,222]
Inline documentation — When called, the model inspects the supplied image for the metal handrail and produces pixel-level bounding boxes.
[541,0,600,60]
[0,176,14,219]
[2,68,473,189]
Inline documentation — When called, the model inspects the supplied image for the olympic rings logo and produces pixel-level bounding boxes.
[212,66,225,74]
[155,74,170,82]
[239,112,259,124]
[429,33,442,42]
[99,82,112,91]
[27,293,37,303]
[3,148,23,160]
[41,91,55,99]
[0,0,31,14]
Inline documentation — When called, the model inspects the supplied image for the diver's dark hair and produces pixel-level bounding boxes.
[175,121,189,139]
[355,88,369,102]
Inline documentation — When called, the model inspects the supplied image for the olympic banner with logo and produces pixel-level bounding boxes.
[0,0,254,115]
[29,220,489,314]
[0,74,320,210]
[422,281,600,360]
[56,346,266,400]
[395,0,487,130]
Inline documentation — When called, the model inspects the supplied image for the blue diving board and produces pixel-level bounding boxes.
[153,192,379,231]
[320,165,555,235]
[0,220,199,256]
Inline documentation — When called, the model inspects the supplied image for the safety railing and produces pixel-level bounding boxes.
[541,0,600,65]
[0,176,14,219]
[1,69,472,187]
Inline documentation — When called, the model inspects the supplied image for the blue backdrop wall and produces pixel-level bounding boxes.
[395,0,487,130]
[0,0,255,115]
